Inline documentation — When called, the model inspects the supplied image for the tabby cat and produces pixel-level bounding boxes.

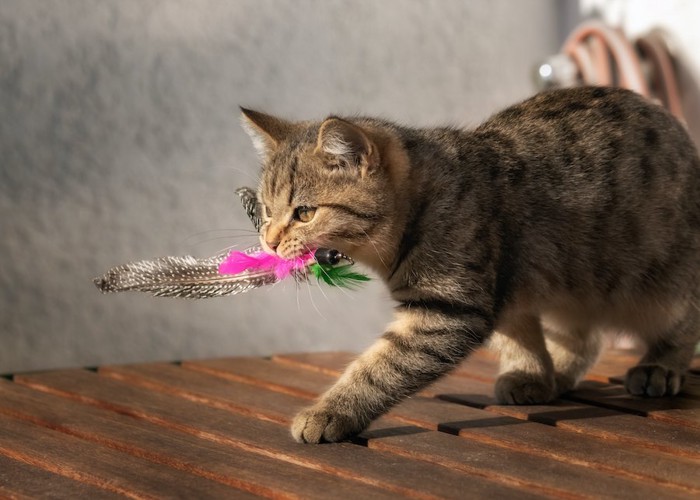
[240,87,700,444]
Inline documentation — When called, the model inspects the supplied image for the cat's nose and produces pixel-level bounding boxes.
[266,240,279,252]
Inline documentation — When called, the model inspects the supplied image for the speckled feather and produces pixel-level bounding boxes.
[93,247,281,299]
[94,185,283,298]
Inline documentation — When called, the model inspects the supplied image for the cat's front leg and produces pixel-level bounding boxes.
[291,302,493,443]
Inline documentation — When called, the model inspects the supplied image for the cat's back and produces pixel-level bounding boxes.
[479,86,697,172]
[471,86,700,229]
[471,87,700,316]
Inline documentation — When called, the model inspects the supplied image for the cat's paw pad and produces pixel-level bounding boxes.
[625,364,684,397]
[495,371,555,405]
[291,407,361,444]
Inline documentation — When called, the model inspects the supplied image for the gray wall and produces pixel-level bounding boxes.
[0,0,559,373]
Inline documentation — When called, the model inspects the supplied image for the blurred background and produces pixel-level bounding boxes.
[1,0,698,373]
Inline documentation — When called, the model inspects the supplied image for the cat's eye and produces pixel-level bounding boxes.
[264,205,272,219]
[294,206,316,223]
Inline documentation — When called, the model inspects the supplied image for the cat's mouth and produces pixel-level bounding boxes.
[260,236,314,260]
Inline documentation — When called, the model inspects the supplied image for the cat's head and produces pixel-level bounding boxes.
[240,108,403,270]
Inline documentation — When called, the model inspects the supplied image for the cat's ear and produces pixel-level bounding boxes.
[315,118,379,176]
[240,107,294,161]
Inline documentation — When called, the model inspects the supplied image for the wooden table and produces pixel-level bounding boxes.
[1,349,699,499]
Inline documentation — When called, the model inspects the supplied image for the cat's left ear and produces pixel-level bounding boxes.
[315,118,379,177]
[240,107,294,161]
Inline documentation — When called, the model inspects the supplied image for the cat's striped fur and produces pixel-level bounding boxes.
[241,87,700,443]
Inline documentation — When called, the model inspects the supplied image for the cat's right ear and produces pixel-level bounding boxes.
[315,118,379,177]
[240,107,294,161]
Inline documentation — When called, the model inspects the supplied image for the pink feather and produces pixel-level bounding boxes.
[219,250,314,280]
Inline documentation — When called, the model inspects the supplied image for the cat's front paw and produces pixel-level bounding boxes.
[291,406,364,444]
[625,364,684,397]
[495,371,555,405]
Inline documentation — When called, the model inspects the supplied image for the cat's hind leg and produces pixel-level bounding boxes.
[625,305,699,397]
[491,313,557,405]
[543,321,602,396]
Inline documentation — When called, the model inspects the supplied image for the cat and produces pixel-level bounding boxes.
[239,86,700,444]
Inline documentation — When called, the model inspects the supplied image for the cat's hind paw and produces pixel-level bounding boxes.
[291,407,363,444]
[495,371,556,405]
[625,364,684,397]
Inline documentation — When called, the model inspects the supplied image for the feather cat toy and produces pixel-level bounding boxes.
[93,187,369,298]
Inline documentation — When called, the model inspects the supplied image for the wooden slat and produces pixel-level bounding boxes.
[183,357,335,399]
[565,381,700,429]
[692,355,700,374]
[14,369,527,500]
[0,378,395,500]
[101,362,682,499]
[590,349,640,376]
[261,354,700,494]
[0,453,123,500]
[102,362,307,423]
[271,351,356,377]
[0,412,259,499]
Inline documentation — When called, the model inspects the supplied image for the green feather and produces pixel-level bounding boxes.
[309,263,370,288]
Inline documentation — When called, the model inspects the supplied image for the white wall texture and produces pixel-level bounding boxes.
[0,0,560,373]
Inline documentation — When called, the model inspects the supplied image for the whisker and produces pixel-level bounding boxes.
[184,234,259,248]
[304,243,353,302]
[213,243,248,255]
[304,275,326,320]
[361,227,389,271]
[295,277,302,314]
[305,255,333,307]
[222,164,259,184]
[185,228,259,239]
